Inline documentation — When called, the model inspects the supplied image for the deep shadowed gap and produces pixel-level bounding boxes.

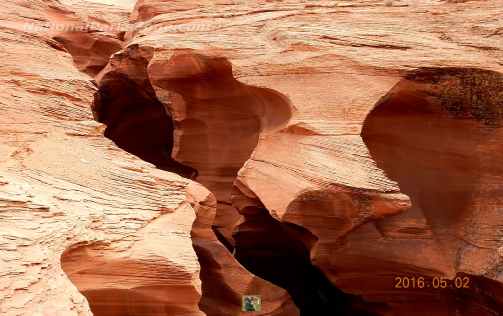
[151,53,378,315]
[89,52,378,315]
[150,53,293,252]
[92,72,197,178]
[233,206,382,316]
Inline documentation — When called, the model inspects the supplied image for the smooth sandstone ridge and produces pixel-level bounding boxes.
[1,0,503,316]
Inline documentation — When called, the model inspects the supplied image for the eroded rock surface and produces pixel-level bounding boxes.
[1,0,503,316]
[93,43,299,316]
[48,0,128,76]
[357,68,503,314]
[122,0,503,315]
[0,1,204,315]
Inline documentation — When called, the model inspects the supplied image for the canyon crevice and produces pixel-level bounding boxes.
[149,51,293,250]
[1,1,503,316]
[88,44,300,315]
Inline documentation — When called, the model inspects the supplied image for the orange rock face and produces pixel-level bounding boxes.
[1,0,503,316]
[0,2,207,315]
[92,43,299,316]
[149,52,293,248]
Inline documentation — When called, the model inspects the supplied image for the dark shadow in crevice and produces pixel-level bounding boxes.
[233,206,383,316]
[361,67,503,315]
[212,227,235,252]
[362,67,503,250]
[92,72,197,178]
[150,53,293,250]
[448,275,503,316]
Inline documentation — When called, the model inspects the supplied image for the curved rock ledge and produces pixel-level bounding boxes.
[2,0,503,316]
[91,44,299,315]
[359,68,503,314]
[149,52,293,249]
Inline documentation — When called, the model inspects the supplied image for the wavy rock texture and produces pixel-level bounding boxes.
[123,0,503,315]
[0,1,204,315]
[1,0,503,316]
[48,0,128,76]
[149,52,293,249]
[92,43,299,316]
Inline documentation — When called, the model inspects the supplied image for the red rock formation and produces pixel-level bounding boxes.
[92,47,197,177]
[0,1,205,315]
[93,44,300,316]
[61,205,205,316]
[189,183,299,316]
[1,0,503,315]
[355,68,503,314]
[149,52,292,248]
[46,1,127,76]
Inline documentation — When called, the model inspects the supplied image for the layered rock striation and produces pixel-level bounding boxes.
[1,0,503,316]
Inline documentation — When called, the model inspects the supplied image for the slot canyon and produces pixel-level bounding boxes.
[1,1,502,316]
[93,66,197,178]
[79,47,374,315]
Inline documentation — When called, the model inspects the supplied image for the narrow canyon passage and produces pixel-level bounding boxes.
[150,53,293,251]
[93,71,197,178]
[61,63,202,316]
[361,68,503,315]
[151,53,381,315]
[62,47,503,316]
[5,0,503,315]
[61,51,375,315]
[233,204,382,316]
